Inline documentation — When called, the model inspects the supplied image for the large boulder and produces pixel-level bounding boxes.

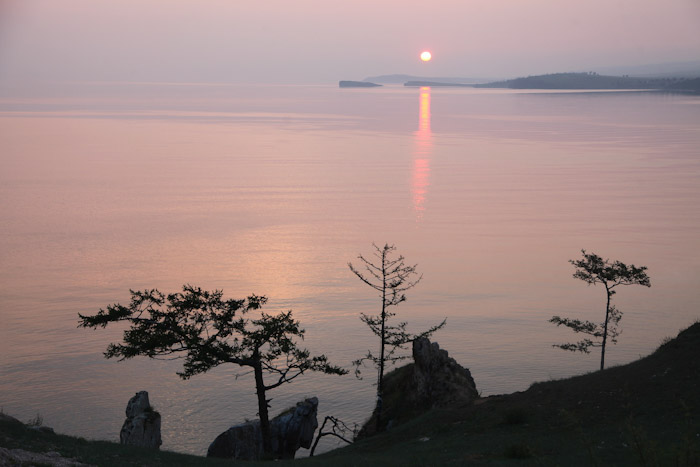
[119,391,162,449]
[207,397,319,460]
[411,337,479,407]
[206,420,261,460]
[358,338,478,437]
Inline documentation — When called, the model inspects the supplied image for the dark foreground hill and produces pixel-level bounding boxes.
[2,321,699,466]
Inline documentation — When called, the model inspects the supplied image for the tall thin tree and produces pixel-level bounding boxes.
[550,250,651,370]
[349,243,445,430]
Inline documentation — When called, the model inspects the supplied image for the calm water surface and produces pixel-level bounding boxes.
[1,83,699,455]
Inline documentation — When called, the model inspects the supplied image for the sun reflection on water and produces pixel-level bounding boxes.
[412,87,432,220]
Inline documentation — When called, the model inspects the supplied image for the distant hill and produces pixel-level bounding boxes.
[340,72,700,92]
[359,61,700,86]
[476,72,697,90]
[664,77,700,93]
[404,81,474,87]
[362,74,493,84]
[592,59,700,78]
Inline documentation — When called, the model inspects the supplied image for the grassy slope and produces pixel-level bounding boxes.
[311,321,699,466]
[2,322,699,466]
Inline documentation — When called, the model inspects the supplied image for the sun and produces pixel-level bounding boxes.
[420,51,432,62]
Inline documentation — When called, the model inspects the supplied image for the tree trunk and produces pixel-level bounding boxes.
[253,352,272,456]
[375,309,385,431]
[376,248,387,431]
[600,287,611,371]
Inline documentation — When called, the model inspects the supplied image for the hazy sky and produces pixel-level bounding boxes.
[1,0,699,83]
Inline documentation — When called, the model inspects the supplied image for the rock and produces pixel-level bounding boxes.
[207,420,261,460]
[124,390,151,418]
[411,337,479,407]
[271,396,319,458]
[119,391,162,449]
[207,397,319,460]
[358,338,479,437]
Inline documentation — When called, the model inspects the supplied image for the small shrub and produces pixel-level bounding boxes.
[26,413,43,427]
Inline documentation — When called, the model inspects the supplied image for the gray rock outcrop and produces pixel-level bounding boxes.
[357,338,479,437]
[271,396,319,457]
[207,397,319,460]
[119,391,162,449]
[411,337,479,407]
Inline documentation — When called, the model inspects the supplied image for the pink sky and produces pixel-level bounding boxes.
[1,0,699,83]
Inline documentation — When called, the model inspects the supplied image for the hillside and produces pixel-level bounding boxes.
[404,81,474,87]
[665,78,700,93]
[2,321,699,466]
[314,320,700,465]
[593,59,700,78]
[475,72,681,90]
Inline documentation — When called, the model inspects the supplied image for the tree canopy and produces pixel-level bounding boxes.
[79,285,346,456]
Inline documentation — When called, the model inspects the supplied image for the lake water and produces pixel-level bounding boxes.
[1,82,699,456]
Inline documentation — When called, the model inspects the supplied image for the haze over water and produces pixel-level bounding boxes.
[1,83,699,455]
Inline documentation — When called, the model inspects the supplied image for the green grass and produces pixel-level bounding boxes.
[2,321,699,466]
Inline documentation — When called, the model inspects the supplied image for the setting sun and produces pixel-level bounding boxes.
[420,51,432,62]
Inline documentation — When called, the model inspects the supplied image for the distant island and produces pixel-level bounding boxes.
[404,81,474,87]
[665,77,700,93]
[475,72,700,91]
[363,74,490,84]
[339,70,700,93]
[339,80,382,88]
[362,61,700,85]
[339,61,700,91]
